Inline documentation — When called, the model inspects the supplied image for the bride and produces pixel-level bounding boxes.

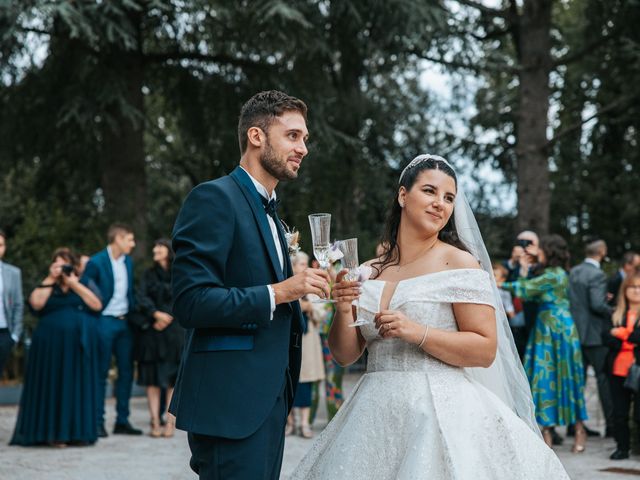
[290,155,570,479]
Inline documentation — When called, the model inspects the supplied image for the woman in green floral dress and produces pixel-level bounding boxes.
[501,234,588,451]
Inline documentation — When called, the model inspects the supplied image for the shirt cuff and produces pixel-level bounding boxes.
[266,285,276,321]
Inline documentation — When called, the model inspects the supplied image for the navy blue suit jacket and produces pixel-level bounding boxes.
[82,248,135,314]
[169,167,303,439]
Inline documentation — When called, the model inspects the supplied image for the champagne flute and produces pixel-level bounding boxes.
[308,213,336,304]
[338,238,369,327]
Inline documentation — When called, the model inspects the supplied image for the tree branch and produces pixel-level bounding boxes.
[420,52,519,75]
[453,0,515,21]
[551,31,616,68]
[545,94,639,148]
[143,50,278,71]
[14,26,51,36]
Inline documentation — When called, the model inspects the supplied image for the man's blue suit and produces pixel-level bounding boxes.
[169,167,303,479]
[82,248,136,427]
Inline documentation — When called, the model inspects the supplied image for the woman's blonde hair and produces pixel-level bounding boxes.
[612,269,640,326]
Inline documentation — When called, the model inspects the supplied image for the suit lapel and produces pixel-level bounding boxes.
[230,168,284,282]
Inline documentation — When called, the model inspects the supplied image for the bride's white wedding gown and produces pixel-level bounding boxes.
[290,268,570,480]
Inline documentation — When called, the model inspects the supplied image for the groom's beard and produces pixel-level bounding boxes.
[260,140,297,181]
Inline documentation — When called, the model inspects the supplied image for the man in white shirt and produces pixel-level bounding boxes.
[0,230,24,380]
[82,224,141,437]
[170,91,331,480]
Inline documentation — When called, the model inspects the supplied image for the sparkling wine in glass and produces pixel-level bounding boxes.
[338,238,369,327]
[308,213,335,303]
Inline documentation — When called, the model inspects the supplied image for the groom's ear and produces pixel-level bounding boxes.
[247,126,266,149]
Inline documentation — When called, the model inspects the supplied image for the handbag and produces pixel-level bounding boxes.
[624,363,640,392]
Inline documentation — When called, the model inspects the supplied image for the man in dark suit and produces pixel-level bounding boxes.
[83,224,142,437]
[169,90,331,480]
[608,251,640,306]
[0,230,23,378]
[569,239,614,437]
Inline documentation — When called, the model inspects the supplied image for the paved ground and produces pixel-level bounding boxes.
[1,370,640,479]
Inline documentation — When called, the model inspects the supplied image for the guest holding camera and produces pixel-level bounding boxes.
[503,231,540,359]
[131,239,183,438]
[11,248,102,446]
[500,235,588,451]
[603,269,640,460]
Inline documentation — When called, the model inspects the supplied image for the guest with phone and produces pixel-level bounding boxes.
[11,248,102,446]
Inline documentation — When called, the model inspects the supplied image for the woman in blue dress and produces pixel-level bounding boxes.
[500,234,588,452]
[11,248,102,446]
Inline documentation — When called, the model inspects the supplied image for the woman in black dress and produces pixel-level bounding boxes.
[133,239,183,437]
[11,248,102,446]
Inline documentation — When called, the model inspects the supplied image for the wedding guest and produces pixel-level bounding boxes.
[501,234,588,451]
[286,252,325,438]
[131,239,183,438]
[569,239,614,438]
[82,223,142,437]
[78,254,91,277]
[307,258,346,424]
[310,302,344,424]
[603,269,640,460]
[11,248,102,446]
[502,231,540,360]
[608,252,640,306]
[0,230,23,380]
[493,262,516,321]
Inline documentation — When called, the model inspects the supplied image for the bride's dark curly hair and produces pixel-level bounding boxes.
[371,158,469,278]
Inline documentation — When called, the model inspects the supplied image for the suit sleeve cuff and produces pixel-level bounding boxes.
[267,285,276,321]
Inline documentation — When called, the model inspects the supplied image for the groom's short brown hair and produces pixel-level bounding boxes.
[237,90,307,153]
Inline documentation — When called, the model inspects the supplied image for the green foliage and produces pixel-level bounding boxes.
[0,0,449,285]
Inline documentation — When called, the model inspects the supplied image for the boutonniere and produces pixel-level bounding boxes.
[281,220,300,256]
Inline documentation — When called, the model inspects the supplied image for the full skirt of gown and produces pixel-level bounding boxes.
[291,269,570,480]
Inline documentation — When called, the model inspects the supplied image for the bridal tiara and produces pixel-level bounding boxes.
[398,154,454,184]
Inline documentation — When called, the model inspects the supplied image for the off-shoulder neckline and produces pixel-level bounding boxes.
[369,267,488,285]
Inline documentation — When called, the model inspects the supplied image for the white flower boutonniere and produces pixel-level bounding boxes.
[281,220,300,256]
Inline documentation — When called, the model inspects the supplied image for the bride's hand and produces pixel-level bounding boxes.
[331,269,361,313]
[375,310,423,344]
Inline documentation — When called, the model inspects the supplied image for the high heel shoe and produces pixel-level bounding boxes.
[572,425,586,453]
[149,418,162,438]
[163,416,175,438]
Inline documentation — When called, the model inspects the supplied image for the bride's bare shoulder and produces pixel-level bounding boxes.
[439,243,481,270]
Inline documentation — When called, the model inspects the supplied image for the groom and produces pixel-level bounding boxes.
[169,90,331,479]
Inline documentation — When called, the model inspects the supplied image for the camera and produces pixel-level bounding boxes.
[515,239,533,249]
[61,264,75,276]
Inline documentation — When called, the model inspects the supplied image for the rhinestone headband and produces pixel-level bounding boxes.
[398,154,453,184]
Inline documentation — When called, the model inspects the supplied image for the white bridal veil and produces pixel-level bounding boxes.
[400,154,541,437]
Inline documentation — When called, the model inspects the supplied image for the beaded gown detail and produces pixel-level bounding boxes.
[290,269,569,480]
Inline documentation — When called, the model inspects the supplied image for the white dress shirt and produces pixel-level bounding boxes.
[585,258,601,269]
[102,247,130,317]
[240,166,283,318]
[0,262,7,329]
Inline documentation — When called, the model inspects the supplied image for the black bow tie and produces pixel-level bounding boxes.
[262,197,280,219]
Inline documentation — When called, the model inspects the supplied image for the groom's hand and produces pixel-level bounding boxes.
[272,268,331,304]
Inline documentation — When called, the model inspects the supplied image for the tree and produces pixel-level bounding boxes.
[0,0,448,288]
[424,0,633,239]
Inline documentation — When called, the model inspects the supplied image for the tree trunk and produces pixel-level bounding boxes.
[515,0,553,235]
[100,11,147,258]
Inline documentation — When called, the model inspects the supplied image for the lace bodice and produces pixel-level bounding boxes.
[356,268,495,374]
